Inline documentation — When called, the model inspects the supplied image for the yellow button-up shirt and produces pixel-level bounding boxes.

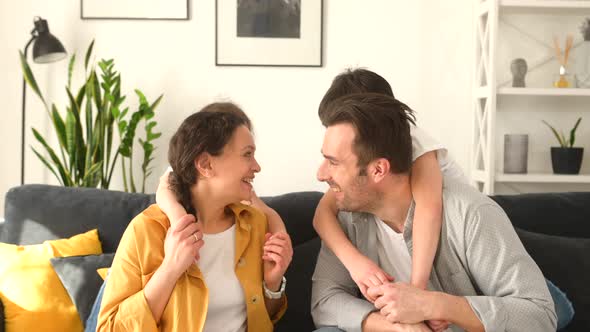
[97,203,287,332]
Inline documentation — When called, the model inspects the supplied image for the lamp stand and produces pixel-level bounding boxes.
[21,36,35,185]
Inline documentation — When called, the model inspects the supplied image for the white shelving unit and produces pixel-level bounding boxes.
[500,0,590,9]
[472,0,590,194]
[498,87,590,96]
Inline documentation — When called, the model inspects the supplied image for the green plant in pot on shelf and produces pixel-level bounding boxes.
[542,117,584,174]
[20,40,162,192]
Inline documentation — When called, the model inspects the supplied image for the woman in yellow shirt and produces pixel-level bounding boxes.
[97,102,291,332]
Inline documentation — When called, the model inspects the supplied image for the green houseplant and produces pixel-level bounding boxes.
[20,40,162,192]
[542,117,584,174]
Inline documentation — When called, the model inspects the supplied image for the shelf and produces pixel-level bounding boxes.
[500,0,590,9]
[495,173,590,183]
[498,87,590,96]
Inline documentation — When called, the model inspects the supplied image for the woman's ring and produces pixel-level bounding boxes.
[193,233,199,242]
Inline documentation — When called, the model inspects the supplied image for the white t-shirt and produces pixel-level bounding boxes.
[411,125,468,184]
[374,215,449,331]
[374,216,412,283]
[197,225,247,332]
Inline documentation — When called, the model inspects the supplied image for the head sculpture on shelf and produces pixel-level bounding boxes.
[510,58,528,88]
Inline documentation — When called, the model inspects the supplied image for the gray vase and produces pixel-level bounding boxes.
[504,134,528,174]
[575,40,590,88]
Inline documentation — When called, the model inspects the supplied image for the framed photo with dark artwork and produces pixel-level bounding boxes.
[216,0,323,67]
[81,0,189,20]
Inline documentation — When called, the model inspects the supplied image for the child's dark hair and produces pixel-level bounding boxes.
[318,68,395,118]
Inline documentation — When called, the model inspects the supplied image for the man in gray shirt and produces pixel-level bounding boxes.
[311,93,556,332]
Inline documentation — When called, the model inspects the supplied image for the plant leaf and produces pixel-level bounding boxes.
[560,131,568,148]
[84,39,95,71]
[65,109,77,164]
[19,51,45,104]
[67,53,76,89]
[569,117,582,147]
[82,161,103,186]
[51,104,67,151]
[542,120,566,147]
[31,147,64,186]
[75,83,86,110]
[31,128,72,186]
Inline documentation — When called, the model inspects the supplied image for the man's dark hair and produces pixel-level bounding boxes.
[167,102,251,214]
[319,68,395,118]
[320,93,416,174]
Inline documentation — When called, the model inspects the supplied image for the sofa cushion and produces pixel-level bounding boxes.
[263,191,322,246]
[1,184,154,252]
[0,229,102,332]
[516,227,590,331]
[97,267,109,280]
[50,253,115,326]
[276,237,321,332]
[492,192,590,238]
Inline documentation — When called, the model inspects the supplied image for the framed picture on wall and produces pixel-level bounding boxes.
[81,0,189,20]
[216,0,323,67]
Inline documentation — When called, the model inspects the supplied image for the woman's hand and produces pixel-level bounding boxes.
[162,214,204,278]
[262,232,292,290]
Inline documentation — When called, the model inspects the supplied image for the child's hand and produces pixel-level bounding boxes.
[426,320,451,332]
[262,232,293,290]
[248,190,269,212]
[349,255,394,302]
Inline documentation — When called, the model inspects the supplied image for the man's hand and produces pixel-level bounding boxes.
[367,282,433,324]
[348,254,394,302]
[363,312,434,332]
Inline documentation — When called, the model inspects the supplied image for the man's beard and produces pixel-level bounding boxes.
[336,175,379,213]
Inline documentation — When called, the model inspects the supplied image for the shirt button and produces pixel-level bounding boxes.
[251,295,260,304]
[237,258,246,267]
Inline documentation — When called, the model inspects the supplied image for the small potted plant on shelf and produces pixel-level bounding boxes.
[542,117,583,174]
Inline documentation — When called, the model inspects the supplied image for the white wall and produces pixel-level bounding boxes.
[0,0,475,217]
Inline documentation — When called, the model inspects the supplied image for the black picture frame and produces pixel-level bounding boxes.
[216,0,323,67]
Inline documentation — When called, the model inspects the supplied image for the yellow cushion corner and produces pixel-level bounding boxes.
[0,229,102,332]
[96,267,109,281]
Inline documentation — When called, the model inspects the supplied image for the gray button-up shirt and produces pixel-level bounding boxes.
[311,179,557,332]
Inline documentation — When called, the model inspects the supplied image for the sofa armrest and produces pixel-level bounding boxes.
[516,227,590,331]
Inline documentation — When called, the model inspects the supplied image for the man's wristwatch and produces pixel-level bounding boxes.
[263,276,286,299]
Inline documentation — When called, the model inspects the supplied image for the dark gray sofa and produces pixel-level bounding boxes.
[1,184,589,332]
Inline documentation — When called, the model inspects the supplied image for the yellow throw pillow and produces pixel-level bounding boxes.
[0,229,102,332]
[96,267,109,280]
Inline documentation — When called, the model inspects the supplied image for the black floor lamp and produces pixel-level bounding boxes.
[21,16,67,185]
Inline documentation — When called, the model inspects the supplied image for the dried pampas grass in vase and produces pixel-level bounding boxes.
[553,34,574,88]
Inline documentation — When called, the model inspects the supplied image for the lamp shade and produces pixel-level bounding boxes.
[31,18,66,63]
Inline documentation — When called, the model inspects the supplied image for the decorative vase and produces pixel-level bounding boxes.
[575,40,590,88]
[575,18,590,88]
[504,134,528,174]
[550,147,584,174]
[554,66,571,88]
